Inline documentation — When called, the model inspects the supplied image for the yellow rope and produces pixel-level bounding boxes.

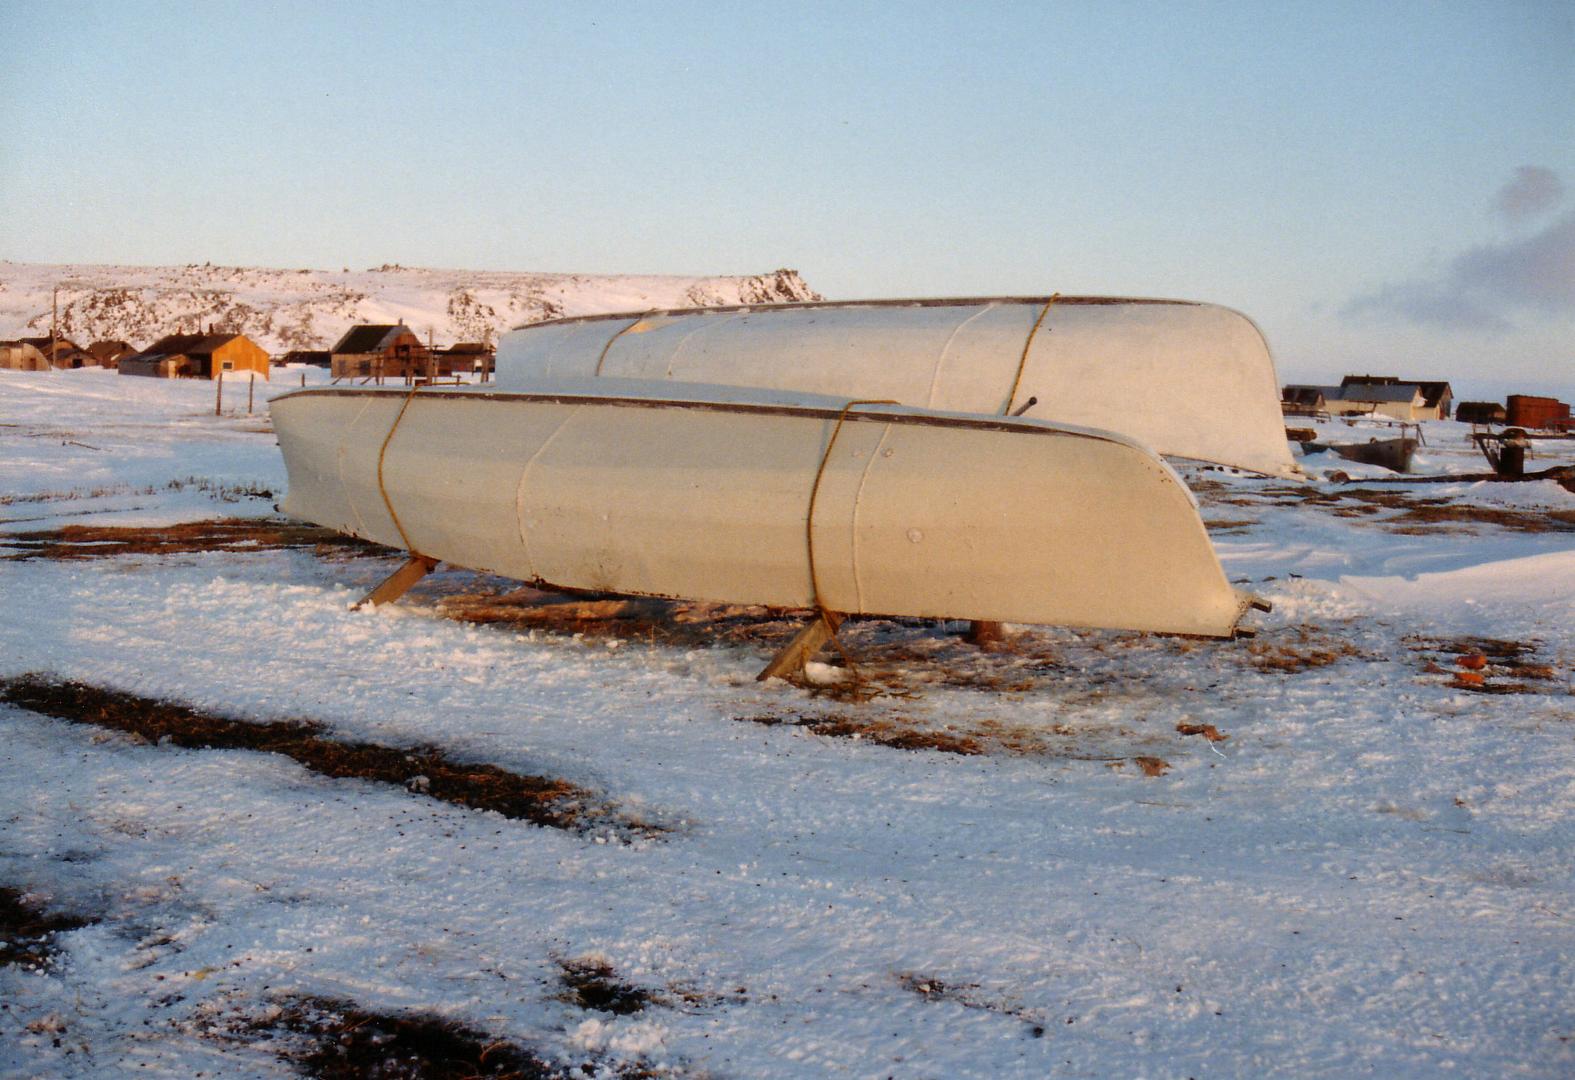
[592,313,652,376]
[1003,293,1058,415]
[375,383,425,554]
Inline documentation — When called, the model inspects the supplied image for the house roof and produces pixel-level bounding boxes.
[331,324,419,354]
[86,340,135,359]
[1338,382,1423,404]
[131,333,247,362]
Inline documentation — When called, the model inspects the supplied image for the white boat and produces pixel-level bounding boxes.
[496,297,1298,478]
[271,379,1260,639]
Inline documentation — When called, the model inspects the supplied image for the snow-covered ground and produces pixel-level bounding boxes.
[2,369,1572,1077]
[0,262,820,354]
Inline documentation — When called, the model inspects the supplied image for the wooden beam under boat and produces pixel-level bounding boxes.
[271,380,1260,638]
[496,296,1299,478]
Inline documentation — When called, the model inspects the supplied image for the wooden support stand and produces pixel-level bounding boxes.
[966,620,1005,646]
[757,610,844,682]
[354,554,438,610]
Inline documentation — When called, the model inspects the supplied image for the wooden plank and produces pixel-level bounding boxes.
[354,554,438,610]
[757,611,843,682]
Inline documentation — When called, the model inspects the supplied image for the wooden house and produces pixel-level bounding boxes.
[86,340,137,369]
[1328,381,1427,420]
[330,324,430,380]
[0,340,51,371]
[120,332,270,380]
[1339,375,1452,419]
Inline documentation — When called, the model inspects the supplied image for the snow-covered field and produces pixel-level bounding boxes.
[2,368,1572,1078]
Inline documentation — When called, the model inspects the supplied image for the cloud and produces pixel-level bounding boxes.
[1495,165,1565,224]
[1345,210,1575,331]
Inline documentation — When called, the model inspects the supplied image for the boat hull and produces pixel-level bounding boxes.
[496,297,1298,478]
[271,385,1255,637]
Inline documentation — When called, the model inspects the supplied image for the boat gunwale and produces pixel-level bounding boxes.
[507,294,1202,332]
[269,386,1158,451]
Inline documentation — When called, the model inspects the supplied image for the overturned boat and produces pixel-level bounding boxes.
[271,379,1263,663]
[496,296,1299,478]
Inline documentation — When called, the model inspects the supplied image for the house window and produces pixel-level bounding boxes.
[221,360,234,370]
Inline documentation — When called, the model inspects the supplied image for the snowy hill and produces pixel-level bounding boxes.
[0,261,821,352]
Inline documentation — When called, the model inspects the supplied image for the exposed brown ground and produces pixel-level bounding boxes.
[0,887,95,970]
[245,997,574,1079]
[1408,637,1569,696]
[0,675,660,838]
[2,518,378,561]
[1199,482,1575,534]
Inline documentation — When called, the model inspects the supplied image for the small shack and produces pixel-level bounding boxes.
[1506,395,1572,430]
[434,342,495,378]
[1454,401,1507,425]
[330,324,430,381]
[1281,385,1333,416]
[121,332,270,380]
[0,340,51,371]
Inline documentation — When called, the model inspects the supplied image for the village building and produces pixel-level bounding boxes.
[1505,394,1572,430]
[1454,401,1507,425]
[0,340,51,371]
[434,341,495,378]
[277,349,332,368]
[18,336,87,369]
[1281,385,1332,416]
[1330,381,1428,420]
[120,332,270,380]
[1339,375,1453,420]
[86,340,137,369]
[329,323,430,380]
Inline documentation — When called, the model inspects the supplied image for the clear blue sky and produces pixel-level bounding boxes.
[2,1,1571,396]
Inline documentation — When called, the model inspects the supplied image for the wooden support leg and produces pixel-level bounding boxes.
[965,620,1005,647]
[757,610,844,682]
[354,554,438,610]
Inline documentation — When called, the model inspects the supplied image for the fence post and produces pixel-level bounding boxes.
[214,370,223,416]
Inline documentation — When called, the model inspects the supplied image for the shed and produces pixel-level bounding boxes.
[330,323,430,380]
[1454,401,1507,425]
[1281,385,1335,416]
[121,332,270,380]
[434,341,495,378]
[0,340,51,371]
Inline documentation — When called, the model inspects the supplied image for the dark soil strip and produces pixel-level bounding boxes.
[255,997,572,1079]
[0,676,661,839]
[737,711,987,755]
[1,518,381,561]
[557,957,654,1015]
[0,887,96,969]
[897,972,1047,1037]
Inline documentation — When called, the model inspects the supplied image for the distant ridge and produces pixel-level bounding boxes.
[0,262,821,353]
